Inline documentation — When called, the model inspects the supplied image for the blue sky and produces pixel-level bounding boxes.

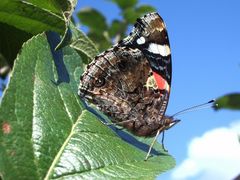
[76,0,240,179]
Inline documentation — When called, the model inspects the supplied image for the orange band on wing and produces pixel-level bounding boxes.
[153,71,170,92]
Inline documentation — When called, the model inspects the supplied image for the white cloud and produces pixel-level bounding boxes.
[171,120,240,180]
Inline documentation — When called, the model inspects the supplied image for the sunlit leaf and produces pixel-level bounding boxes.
[69,24,99,60]
[0,33,175,179]
[0,0,66,34]
[25,0,67,14]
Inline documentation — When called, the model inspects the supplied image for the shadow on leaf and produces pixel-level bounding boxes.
[81,99,166,157]
[46,31,70,85]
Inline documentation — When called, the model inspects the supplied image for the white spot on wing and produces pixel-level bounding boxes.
[148,43,171,56]
[136,36,146,45]
[165,82,170,92]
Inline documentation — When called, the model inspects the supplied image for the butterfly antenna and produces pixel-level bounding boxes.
[171,99,217,118]
[145,99,217,160]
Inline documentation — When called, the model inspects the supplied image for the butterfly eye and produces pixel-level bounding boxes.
[95,77,105,87]
[118,60,128,72]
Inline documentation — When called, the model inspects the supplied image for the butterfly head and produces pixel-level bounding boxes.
[160,99,217,132]
[161,116,181,131]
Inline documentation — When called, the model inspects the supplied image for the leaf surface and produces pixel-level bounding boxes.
[0,0,66,34]
[0,22,31,70]
[0,0,73,70]
[0,33,175,179]
[77,8,108,34]
[70,24,99,60]
[214,93,240,110]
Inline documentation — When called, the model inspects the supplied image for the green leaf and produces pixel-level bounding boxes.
[0,0,66,34]
[70,24,99,60]
[87,31,111,52]
[50,0,77,15]
[214,93,240,110]
[77,8,108,33]
[123,5,156,24]
[108,20,127,38]
[0,33,175,179]
[122,5,156,24]
[0,0,73,70]
[111,0,138,10]
[45,110,175,179]
[54,0,77,50]
[0,22,32,71]
[0,33,84,179]
[24,0,65,14]
[123,8,140,24]
[136,5,156,14]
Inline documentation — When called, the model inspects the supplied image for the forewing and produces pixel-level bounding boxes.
[120,12,172,118]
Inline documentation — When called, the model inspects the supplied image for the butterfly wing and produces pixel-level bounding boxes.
[79,12,172,136]
[79,46,150,122]
[119,12,172,121]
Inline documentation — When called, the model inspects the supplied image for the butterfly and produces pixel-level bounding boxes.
[78,12,180,160]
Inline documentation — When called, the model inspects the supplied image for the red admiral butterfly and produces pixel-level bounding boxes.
[79,12,180,160]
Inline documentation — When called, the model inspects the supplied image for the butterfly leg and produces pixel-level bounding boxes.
[145,126,165,160]
[161,130,168,152]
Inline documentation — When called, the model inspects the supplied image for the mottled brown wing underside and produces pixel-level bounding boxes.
[79,12,172,137]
